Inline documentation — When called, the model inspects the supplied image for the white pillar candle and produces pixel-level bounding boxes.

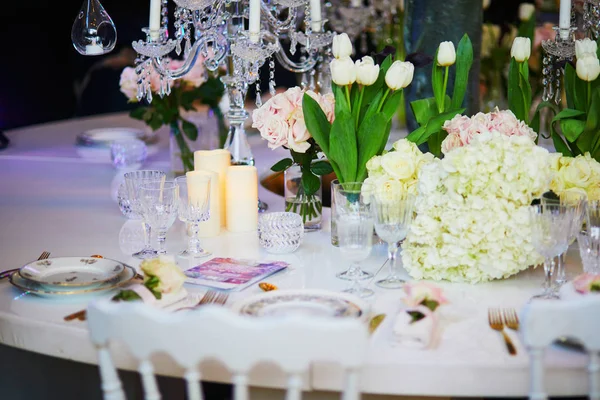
[149,0,161,40]
[310,0,322,32]
[187,170,221,238]
[194,149,231,227]
[248,0,261,43]
[351,0,362,7]
[559,0,572,40]
[225,166,258,233]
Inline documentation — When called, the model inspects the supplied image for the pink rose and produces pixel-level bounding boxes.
[403,282,449,309]
[573,273,600,294]
[261,116,290,150]
[441,133,464,154]
[119,67,139,101]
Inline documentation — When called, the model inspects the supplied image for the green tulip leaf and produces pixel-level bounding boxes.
[451,34,474,110]
[560,119,586,142]
[508,58,526,122]
[329,110,357,183]
[381,90,404,122]
[356,113,389,182]
[303,94,332,154]
[181,119,198,141]
[551,127,574,157]
[552,108,587,122]
[410,97,438,126]
[432,50,445,112]
[406,108,465,145]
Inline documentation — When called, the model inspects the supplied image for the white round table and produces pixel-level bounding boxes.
[0,113,589,398]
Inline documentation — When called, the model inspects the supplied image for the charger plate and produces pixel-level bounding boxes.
[19,257,126,287]
[9,265,136,298]
[232,289,366,319]
[76,127,157,148]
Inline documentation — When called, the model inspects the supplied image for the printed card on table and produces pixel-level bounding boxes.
[183,257,288,290]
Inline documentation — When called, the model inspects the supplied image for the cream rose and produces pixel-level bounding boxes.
[119,67,139,101]
[141,256,186,294]
[562,156,594,188]
[380,151,417,180]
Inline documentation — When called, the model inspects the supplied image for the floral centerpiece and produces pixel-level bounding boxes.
[549,152,600,201]
[252,87,335,225]
[120,59,226,172]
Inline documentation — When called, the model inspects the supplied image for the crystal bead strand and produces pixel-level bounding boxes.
[255,73,262,107]
[161,0,169,33]
[554,66,562,105]
[174,7,185,55]
[268,55,277,96]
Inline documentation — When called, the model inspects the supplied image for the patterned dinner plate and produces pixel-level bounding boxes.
[232,289,367,319]
[19,257,126,287]
[9,264,136,298]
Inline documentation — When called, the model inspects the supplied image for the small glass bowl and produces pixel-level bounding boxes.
[258,212,304,254]
[111,138,147,170]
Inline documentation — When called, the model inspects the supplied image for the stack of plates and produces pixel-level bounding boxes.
[9,257,136,298]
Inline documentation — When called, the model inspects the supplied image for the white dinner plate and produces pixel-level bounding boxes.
[9,264,136,298]
[76,127,157,148]
[232,289,367,319]
[19,257,126,287]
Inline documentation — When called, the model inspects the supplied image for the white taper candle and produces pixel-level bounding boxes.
[559,0,572,40]
[248,0,261,43]
[310,0,322,32]
[149,0,161,40]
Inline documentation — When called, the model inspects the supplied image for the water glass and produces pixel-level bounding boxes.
[111,138,147,170]
[331,181,370,247]
[337,210,374,298]
[588,200,600,236]
[577,230,600,274]
[258,212,304,254]
[175,176,211,259]
[139,181,179,256]
[371,192,416,289]
[124,170,167,259]
[528,204,573,300]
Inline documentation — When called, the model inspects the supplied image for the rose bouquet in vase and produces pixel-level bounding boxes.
[120,59,226,173]
[252,87,335,229]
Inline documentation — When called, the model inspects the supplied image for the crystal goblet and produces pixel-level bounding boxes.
[371,192,416,289]
[124,170,167,259]
[139,181,179,256]
[175,176,211,259]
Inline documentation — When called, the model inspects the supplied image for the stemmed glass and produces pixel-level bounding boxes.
[123,170,166,259]
[139,181,179,256]
[371,192,416,289]
[175,176,211,259]
[337,207,375,298]
[541,191,587,288]
[528,204,573,300]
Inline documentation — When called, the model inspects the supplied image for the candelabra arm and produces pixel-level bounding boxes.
[261,3,298,33]
[275,49,318,73]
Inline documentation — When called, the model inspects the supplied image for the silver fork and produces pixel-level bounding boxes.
[175,290,228,312]
[1,251,50,280]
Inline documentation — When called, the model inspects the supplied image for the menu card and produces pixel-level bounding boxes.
[183,257,288,290]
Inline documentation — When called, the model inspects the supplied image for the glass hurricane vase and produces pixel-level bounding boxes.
[284,165,322,231]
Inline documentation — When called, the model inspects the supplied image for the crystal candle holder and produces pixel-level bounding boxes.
[258,212,304,254]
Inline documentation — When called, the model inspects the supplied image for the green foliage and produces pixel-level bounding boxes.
[270,158,294,172]
[451,34,474,110]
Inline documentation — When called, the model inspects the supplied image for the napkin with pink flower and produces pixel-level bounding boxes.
[392,282,448,349]
[573,273,600,294]
[112,256,188,308]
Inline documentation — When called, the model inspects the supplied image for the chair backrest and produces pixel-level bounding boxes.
[522,296,600,400]
[87,300,369,400]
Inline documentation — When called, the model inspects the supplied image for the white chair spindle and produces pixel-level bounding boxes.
[285,373,303,400]
[590,351,600,400]
[528,347,547,400]
[184,368,203,400]
[96,345,126,400]
[341,369,360,400]
[232,373,249,400]
[138,359,161,400]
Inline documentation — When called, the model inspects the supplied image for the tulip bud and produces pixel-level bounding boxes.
[518,3,535,21]
[575,38,598,60]
[576,53,600,82]
[332,33,353,59]
[385,61,414,90]
[437,42,456,67]
[330,56,357,86]
[355,56,380,86]
[511,37,531,62]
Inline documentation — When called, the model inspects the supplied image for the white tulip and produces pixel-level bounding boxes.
[576,38,598,60]
[332,33,353,59]
[518,3,535,21]
[576,53,600,82]
[482,0,491,10]
[510,37,531,62]
[437,41,456,67]
[355,56,380,86]
[330,56,357,86]
[385,61,414,90]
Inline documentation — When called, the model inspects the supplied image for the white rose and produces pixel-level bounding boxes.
[437,41,456,67]
[374,178,405,202]
[380,151,416,180]
[366,155,382,173]
[392,138,420,156]
[119,67,139,101]
[576,53,600,82]
[332,33,353,59]
[330,56,357,86]
[141,256,186,294]
[355,56,380,86]
[518,3,535,21]
[385,61,414,90]
[511,37,531,62]
[575,38,598,60]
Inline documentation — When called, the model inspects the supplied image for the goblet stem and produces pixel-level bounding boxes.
[188,221,201,254]
[157,230,167,255]
[537,257,559,299]
[143,222,152,251]
[387,241,399,278]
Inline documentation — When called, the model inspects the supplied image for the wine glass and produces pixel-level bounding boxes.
[175,176,211,259]
[139,181,179,256]
[337,207,375,298]
[528,204,573,300]
[123,170,166,259]
[541,191,587,287]
[371,192,416,289]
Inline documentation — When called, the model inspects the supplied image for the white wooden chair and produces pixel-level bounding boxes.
[87,301,369,400]
[522,296,600,400]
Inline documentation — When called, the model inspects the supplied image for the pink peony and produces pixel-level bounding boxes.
[252,87,335,153]
[119,67,139,101]
[403,282,449,309]
[573,273,600,294]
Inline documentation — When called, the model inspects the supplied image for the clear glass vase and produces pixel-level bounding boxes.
[284,165,322,231]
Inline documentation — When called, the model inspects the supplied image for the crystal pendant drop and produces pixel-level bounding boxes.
[71,0,117,56]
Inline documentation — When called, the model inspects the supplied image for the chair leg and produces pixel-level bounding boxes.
[590,351,600,400]
[97,346,126,400]
[529,348,547,400]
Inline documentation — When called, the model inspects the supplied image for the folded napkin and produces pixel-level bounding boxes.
[391,305,437,349]
[127,284,188,309]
